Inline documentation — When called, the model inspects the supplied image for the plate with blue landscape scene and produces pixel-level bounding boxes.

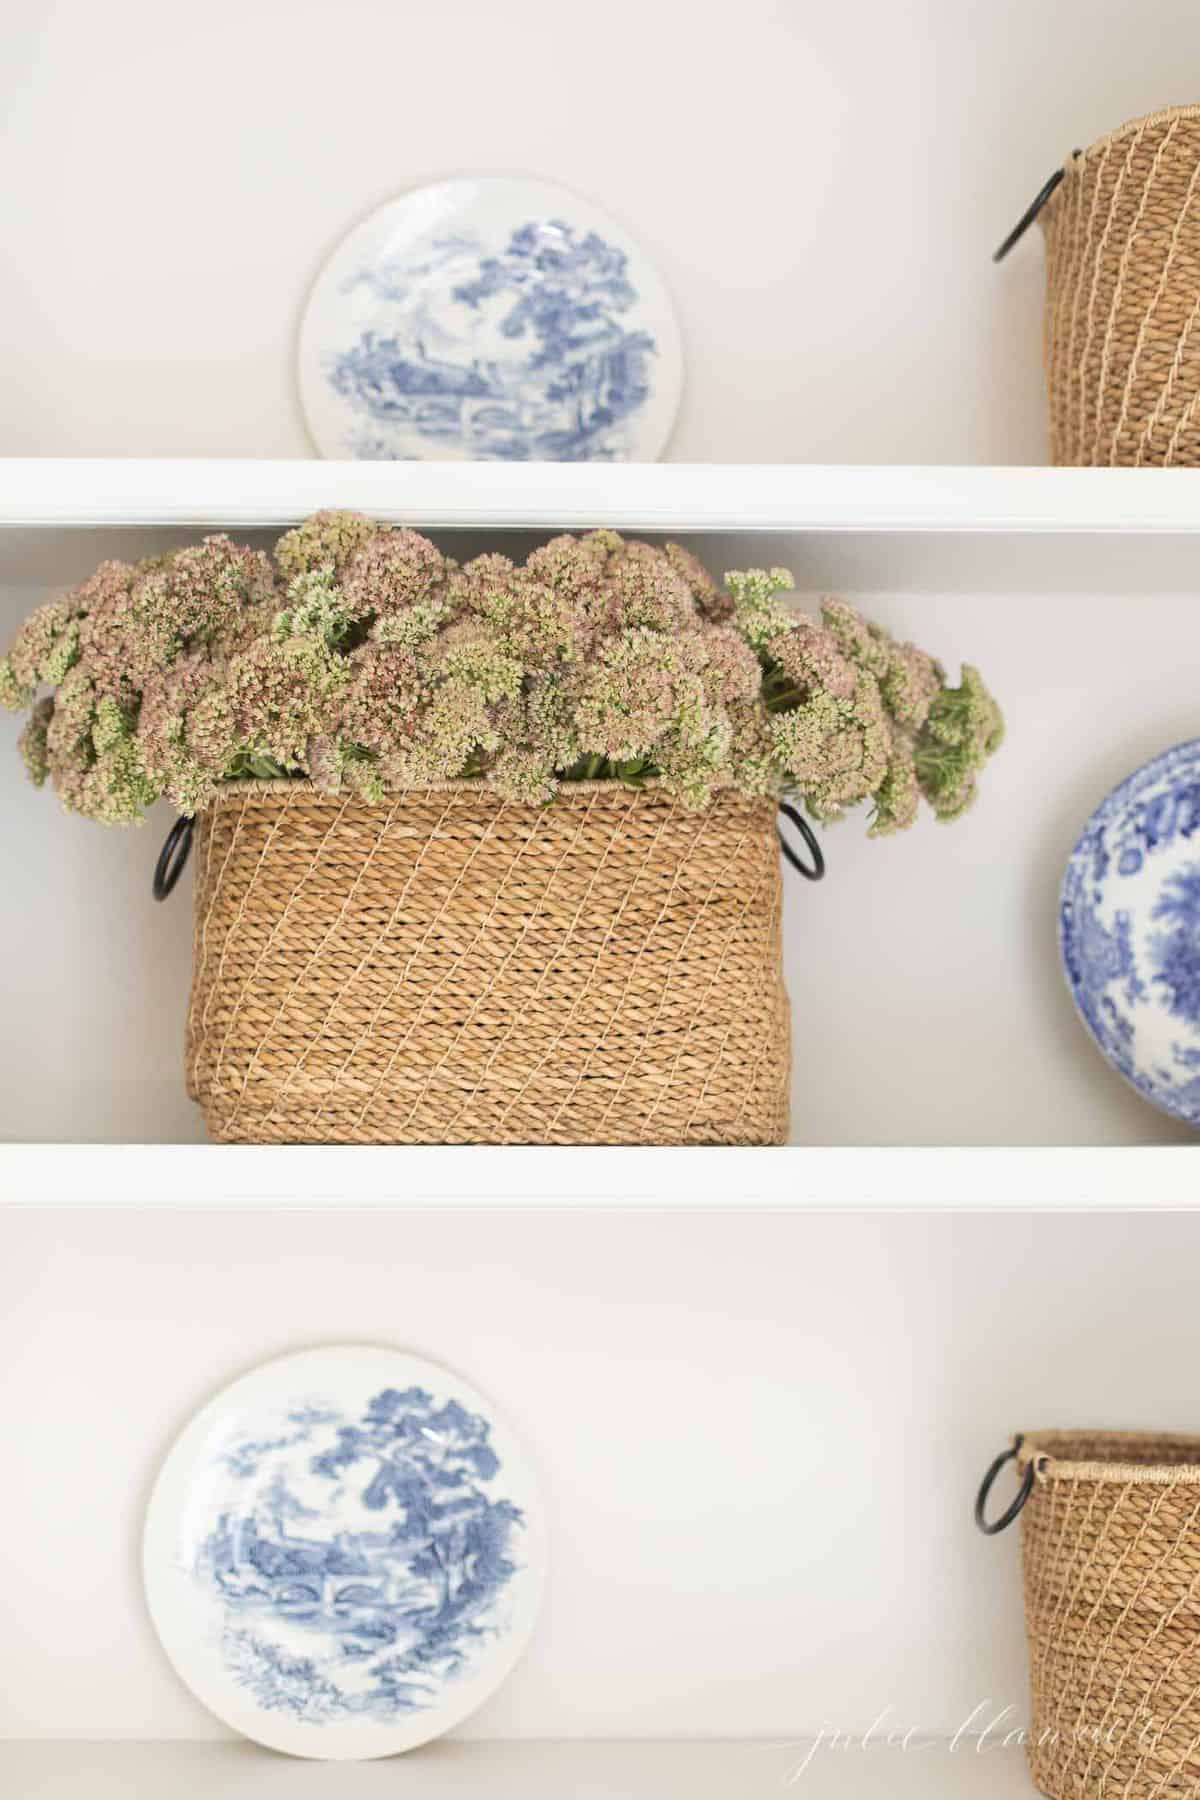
[298,176,683,462]
[143,1345,546,1759]
[1060,740,1200,1128]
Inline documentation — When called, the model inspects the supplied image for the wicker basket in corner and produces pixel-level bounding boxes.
[184,781,790,1145]
[1040,106,1200,465]
[1011,1431,1200,1798]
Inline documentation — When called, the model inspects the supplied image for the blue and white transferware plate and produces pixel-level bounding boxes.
[298,177,682,462]
[143,1345,545,1759]
[1060,740,1200,1127]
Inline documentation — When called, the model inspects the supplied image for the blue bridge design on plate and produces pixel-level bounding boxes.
[193,1386,525,1723]
[328,219,657,462]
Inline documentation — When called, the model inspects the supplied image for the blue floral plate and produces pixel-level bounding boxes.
[299,177,683,463]
[1060,740,1200,1127]
[143,1346,545,1759]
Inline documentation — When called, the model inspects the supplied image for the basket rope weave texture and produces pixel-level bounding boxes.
[1017,1430,1200,1798]
[1041,107,1200,466]
[185,781,790,1145]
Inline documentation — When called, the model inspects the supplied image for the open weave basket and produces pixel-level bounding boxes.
[1015,1430,1200,1798]
[184,781,790,1145]
[1040,106,1200,465]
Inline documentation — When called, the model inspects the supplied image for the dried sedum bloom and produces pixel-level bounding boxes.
[225,635,347,769]
[343,526,450,620]
[0,518,1002,837]
[339,640,424,762]
[726,566,797,649]
[2,597,82,701]
[915,665,1005,821]
[273,510,381,582]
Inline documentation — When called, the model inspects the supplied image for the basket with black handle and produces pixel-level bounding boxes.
[977,1430,1200,1797]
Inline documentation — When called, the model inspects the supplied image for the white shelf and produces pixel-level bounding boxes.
[0,1144,1196,1206]
[0,1739,1031,1797]
[3,456,1200,534]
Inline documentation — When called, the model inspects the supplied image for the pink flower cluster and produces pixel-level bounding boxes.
[0,513,1002,832]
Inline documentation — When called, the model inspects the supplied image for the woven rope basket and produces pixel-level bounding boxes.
[183,781,790,1145]
[1039,106,1200,465]
[1005,1431,1200,1797]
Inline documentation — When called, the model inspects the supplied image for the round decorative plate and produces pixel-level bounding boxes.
[298,177,683,463]
[143,1345,545,1759]
[1060,739,1200,1127]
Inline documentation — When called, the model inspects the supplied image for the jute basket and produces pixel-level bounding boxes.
[1035,106,1200,465]
[183,781,791,1145]
[977,1431,1200,1798]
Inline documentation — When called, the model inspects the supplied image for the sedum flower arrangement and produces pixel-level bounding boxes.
[0,513,1002,833]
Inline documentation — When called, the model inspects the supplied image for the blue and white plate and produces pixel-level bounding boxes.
[143,1346,545,1759]
[299,177,683,462]
[1060,740,1200,1127]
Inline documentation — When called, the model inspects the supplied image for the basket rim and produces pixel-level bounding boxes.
[1047,103,1200,191]
[196,777,779,814]
[1019,1429,1200,1484]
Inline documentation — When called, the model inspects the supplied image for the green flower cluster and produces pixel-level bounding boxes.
[0,513,1003,832]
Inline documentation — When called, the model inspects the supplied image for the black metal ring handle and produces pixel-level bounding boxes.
[993,154,1080,262]
[153,816,194,902]
[777,803,825,882]
[975,1437,1035,1535]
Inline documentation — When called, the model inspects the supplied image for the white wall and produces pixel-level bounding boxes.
[6,0,1200,466]
[4,1206,1200,1740]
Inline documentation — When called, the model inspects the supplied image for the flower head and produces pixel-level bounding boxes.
[664,542,729,620]
[274,510,380,581]
[137,653,234,814]
[1,597,82,702]
[339,640,424,759]
[273,567,354,648]
[726,566,796,650]
[342,526,451,619]
[601,539,697,635]
[915,665,1005,821]
[769,674,890,819]
[225,635,347,768]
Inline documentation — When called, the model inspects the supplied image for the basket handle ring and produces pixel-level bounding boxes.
[975,1436,1034,1535]
[777,803,825,882]
[153,815,195,902]
[993,153,1081,262]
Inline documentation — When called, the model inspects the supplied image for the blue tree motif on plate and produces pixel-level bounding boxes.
[193,1387,525,1723]
[328,220,657,462]
[1150,863,1200,1025]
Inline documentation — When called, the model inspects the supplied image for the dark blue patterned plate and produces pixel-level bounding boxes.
[144,1346,545,1759]
[1060,739,1200,1127]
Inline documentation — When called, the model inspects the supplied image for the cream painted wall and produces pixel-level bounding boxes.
[4,0,1200,465]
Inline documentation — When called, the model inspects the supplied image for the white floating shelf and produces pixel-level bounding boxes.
[0,1739,1031,1798]
[3,457,1200,534]
[1,1144,1196,1207]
